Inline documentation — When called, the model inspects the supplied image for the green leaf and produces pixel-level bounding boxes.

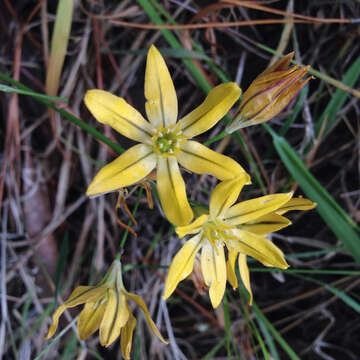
[0,84,68,102]
[223,295,232,359]
[265,127,360,263]
[0,71,124,154]
[246,295,300,360]
[315,56,360,137]
[291,273,360,313]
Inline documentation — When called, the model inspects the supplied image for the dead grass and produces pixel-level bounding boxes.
[1,1,359,359]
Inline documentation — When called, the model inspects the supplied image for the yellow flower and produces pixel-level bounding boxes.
[226,52,311,133]
[163,178,316,307]
[226,195,316,303]
[85,45,248,226]
[46,260,167,358]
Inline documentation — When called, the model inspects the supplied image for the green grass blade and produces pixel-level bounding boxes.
[0,84,68,102]
[264,126,360,263]
[315,56,360,137]
[250,268,360,276]
[223,294,232,359]
[256,314,279,360]
[201,338,227,360]
[60,333,77,359]
[290,274,360,313]
[0,71,124,154]
[249,300,300,360]
[236,290,271,360]
[33,317,77,360]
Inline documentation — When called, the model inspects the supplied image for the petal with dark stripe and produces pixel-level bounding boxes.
[86,144,156,196]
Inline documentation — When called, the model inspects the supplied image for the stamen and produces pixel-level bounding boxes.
[152,125,186,156]
[114,191,138,237]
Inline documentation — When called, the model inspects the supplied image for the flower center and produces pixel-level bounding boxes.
[152,124,186,157]
[203,219,236,248]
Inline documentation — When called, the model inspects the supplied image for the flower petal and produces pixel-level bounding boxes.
[239,254,253,304]
[275,197,317,215]
[241,213,291,235]
[178,83,241,138]
[145,45,178,128]
[226,249,238,290]
[262,52,294,75]
[200,241,227,308]
[86,144,156,196]
[126,292,168,344]
[178,140,250,181]
[209,178,246,219]
[163,234,203,300]
[176,214,208,238]
[84,90,154,143]
[120,307,137,360]
[45,286,106,339]
[157,156,193,226]
[224,192,293,226]
[230,229,289,269]
[245,69,311,126]
[240,66,298,107]
[77,300,106,340]
[99,289,129,347]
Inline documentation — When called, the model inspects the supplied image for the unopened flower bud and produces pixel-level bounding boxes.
[226,52,311,133]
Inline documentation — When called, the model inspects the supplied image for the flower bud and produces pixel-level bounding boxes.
[226,52,311,133]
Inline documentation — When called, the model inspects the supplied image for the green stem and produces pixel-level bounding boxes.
[0,71,124,154]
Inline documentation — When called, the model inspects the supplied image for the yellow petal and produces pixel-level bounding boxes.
[120,307,137,360]
[238,254,253,305]
[145,45,178,128]
[224,192,293,226]
[276,197,317,215]
[176,214,208,238]
[86,144,156,196]
[241,213,291,235]
[163,234,203,300]
[178,140,250,181]
[77,300,106,340]
[200,241,227,308]
[99,289,129,347]
[209,178,246,218]
[84,90,154,143]
[157,156,193,226]
[45,286,105,339]
[126,292,168,344]
[178,83,241,138]
[226,249,238,290]
[230,229,289,269]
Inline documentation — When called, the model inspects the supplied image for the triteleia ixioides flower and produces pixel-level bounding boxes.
[163,178,316,307]
[85,45,250,226]
[226,52,311,133]
[46,260,167,358]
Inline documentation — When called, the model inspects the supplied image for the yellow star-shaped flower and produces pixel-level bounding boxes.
[46,260,167,358]
[85,45,249,226]
[163,178,316,307]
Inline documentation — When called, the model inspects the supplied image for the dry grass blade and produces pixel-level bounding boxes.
[1,0,359,359]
